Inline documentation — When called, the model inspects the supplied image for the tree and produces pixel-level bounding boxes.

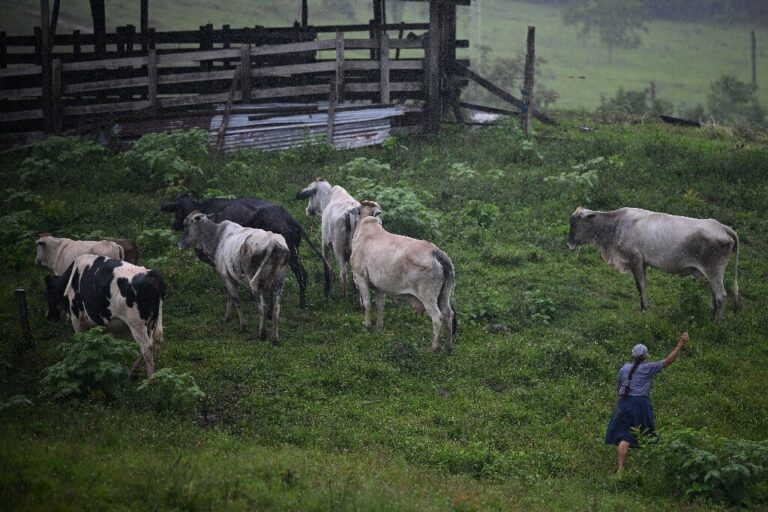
[563,0,650,62]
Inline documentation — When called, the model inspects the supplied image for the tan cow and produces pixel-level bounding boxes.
[351,201,456,354]
[35,235,124,275]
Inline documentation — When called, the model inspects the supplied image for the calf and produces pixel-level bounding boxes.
[296,178,360,296]
[160,194,329,307]
[351,201,456,354]
[567,206,739,321]
[109,238,139,265]
[179,212,290,343]
[44,255,165,377]
[36,235,124,275]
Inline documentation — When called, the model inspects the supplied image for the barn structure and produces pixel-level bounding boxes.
[0,0,552,150]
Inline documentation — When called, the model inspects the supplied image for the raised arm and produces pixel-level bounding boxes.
[664,332,689,368]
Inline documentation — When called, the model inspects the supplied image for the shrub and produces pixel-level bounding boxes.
[596,86,673,122]
[40,328,136,402]
[136,228,178,258]
[707,75,766,128]
[0,395,33,413]
[346,176,441,239]
[137,368,206,414]
[18,136,106,188]
[523,289,557,325]
[118,128,211,193]
[445,163,505,199]
[340,156,392,177]
[636,428,768,505]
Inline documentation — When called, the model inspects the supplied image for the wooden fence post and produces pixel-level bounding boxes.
[41,0,53,133]
[424,0,442,133]
[379,31,390,104]
[147,48,158,111]
[0,32,7,69]
[52,58,62,133]
[751,30,757,87]
[327,76,337,146]
[335,30,345,103]
[240,43,251,103]
[222,24,231,69]
[521,25,535,135]
[140,0,149,50]
[15,289,34,350]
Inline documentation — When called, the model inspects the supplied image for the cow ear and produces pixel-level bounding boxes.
[159,202,178,213]
[37,240,46,246]
[296,187,316,200]
[374,208,382,217]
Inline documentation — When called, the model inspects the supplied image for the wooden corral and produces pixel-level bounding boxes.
[0,0,552,149]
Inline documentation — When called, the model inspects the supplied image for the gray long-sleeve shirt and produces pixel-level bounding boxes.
[616,360,665,397]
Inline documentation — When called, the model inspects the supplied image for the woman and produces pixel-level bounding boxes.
[605,331,689,474]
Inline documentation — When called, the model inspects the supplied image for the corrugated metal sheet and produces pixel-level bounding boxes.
[210,103,404,152]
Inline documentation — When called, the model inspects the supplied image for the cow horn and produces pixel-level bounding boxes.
[296,187,316,199]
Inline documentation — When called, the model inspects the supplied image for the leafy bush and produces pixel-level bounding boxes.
[40,328,136,402]
[707,75,766,128]
[543,155,621,203]
[445,162,505,199]
[0,210,39,269]
[137,368,205,414]
[0,395,33,413]
[523,289,557,325]
[346,176,441,239]
[119,129,211,193]
[596,86,673,122]
[636,428,768,505]
[453,200,501,229]
[136,228,178,258]
[18,136,105,188]
[340,156,392,177]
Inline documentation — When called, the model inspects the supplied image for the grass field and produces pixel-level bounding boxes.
[1,115,767,510]
[2,1,767,111]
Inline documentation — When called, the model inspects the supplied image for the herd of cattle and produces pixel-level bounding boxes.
[35,177,740,379]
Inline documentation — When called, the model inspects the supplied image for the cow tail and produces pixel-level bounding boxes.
[726,226,739,305]
[301,227,331,298]
[248,240,276,294]
[116,243,125,261]
[434,250,457,334]
[344,207,360,261]
[145,270,166,344]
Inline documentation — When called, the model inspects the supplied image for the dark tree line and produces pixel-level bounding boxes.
[523,0,768,25]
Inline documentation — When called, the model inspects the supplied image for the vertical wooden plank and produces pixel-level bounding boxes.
[751,30,757,87]
[72,29,81,57]
[140,0,149,50]
[335,30,345,103]
[15,289,34,351]
[395,22,404,60]
[0,32,7,69]
[90,0,106,55]
[147,48,158,110]
[49,0,61,53]
[222,24,231,69]
[148,27,156,50]
[521,25,536,135]
[240,43,251,103]
[327,76,337,146]
[424,0,442,133]
[379,32,390,104]
[52,58,62,134]
[41,0,53,133]
[302,0,309,28]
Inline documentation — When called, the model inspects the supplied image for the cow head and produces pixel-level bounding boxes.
[357,200,382,220]
[179,211,208,250]
[160,194,200,231]
[43,273,69,320]
[567,206,598,249]
[35,235,60,267]
[296,178,331,216]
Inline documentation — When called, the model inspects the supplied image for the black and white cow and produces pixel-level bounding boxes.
[179,212,290,344]
[44,255,165,377]
[567,206,739,321]
[160,194,330,308]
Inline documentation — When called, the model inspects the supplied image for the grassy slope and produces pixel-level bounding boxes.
[1,117,767,510]
[1,1,767,110]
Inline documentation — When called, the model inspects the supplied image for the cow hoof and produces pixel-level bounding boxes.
[445,347,453,356]
[271,339,279,346]
[259,332,268,341]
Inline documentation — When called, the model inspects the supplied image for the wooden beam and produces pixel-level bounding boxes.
[521,26,535,134]
[424,0,442,132]
[379,32,390,104]
[335,30,345,102]
[41,0,52,133]
[147,48,158,110]
[51,58,62,133]
[49,0,61,46]
[240,43,251,102]
[140,0,149,50]
[301,0,309,28]
[89,0,106,54]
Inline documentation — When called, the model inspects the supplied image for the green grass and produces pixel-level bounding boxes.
[1,116,767,509]
[2,1,767,111]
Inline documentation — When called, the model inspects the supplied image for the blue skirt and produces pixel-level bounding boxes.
[605,395,655,447]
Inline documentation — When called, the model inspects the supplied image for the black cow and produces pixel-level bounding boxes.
[160,194,330,307]
[44,255,165,378]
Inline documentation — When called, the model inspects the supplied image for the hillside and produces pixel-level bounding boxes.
[1,116,767,510]
[1,1,766,111]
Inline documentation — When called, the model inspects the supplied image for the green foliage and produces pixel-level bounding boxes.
[563,0,650,60]
[119,129,211,193]
[0,209,38,269]
[40,328,136,402]
[18,136,105,188]
[596,86,673,121]
[636,428,768,505]
[136,228,177,258]
[340,156,392,177]
[453,200,501,229]
[445,163,505,200]
[346,175,441,239]
[523,290,558,325]
[137,368,205,414]
[0,395,33,413]
[707,75,766,128]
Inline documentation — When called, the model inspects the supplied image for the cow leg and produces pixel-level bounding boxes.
[287,246,307,309]
[129,326,155,379]
[630,258,649,310]
[224,278,247,331]
[271,279,284,345]
[423,301,444,353]
[331,240,349,296]
[354,273,372,328]
[130,354,144,379]
[706,268,727,322]
[440,303,454,355]
[257,290,268,341]
[375,289,386,328]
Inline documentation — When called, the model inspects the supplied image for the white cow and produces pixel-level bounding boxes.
[179,212,290,343]
[567,206,739,321]
[297,178,360,296]
[44,255,165,378]
[35,235,124,275]
[351,201,456,354]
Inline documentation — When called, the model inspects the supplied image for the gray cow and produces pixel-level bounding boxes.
[179,212,290,343]
[567,206,739,321]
